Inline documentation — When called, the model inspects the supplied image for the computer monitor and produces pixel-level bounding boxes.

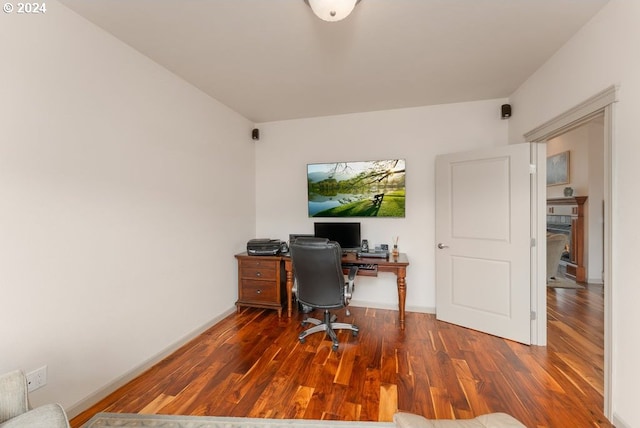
[289,233,314,244]
[313,222,361,252]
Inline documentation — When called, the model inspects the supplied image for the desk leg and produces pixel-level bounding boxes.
[285,260,294,318]
[397,267,407,330]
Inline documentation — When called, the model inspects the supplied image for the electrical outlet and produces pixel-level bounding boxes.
[26,366,47,392]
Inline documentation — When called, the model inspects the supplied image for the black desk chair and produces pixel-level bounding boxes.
[290,237,359,351]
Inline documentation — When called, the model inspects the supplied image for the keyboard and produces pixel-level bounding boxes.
[342,262,377,271]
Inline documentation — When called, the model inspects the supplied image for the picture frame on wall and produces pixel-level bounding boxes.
[547,151,570,186]
[306,159,406,217]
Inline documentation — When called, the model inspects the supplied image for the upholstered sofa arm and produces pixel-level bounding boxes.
[0,370,70,428]
[0,370,29,423]
[0,403,70,428]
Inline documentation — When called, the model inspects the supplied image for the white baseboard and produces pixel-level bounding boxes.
[612,413,631,428]
[349,300,435,314]
[66,307,237,419]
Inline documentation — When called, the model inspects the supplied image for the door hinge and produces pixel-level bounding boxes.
[530,238,536,247]
[529,164,536,174]
[531,311,537,320]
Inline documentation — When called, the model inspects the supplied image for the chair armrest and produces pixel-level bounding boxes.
[0,370,30,423]
[344,266,357,303]
[347,265,358,281]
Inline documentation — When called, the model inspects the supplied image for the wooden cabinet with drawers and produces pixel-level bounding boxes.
[234,253,286,316]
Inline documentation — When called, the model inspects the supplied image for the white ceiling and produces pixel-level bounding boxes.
[59,0,609,123]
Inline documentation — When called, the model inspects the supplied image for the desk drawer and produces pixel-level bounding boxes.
[240,258,278,270]
[239,279,278,303]
[240,266,277,281]
[239,258,278,280]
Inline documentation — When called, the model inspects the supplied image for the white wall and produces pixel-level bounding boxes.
[255,100,509,312]
[508,1,640,425]
[0,1,255,413]
[547,127,590,199]
[547,119,604,283]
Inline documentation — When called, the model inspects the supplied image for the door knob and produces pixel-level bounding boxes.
[437,243,449,249]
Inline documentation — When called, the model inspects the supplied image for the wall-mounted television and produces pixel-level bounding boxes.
[307,159,406,217]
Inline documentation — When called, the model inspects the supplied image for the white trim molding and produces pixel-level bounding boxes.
[523,84,617,421]
[524,85,618,142]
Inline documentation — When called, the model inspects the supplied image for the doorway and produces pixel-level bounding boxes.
[525,85,616,418]
[544,114,607,413]
[546,114,605,286]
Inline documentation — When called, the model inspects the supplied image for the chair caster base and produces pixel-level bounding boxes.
[297,310,358,351]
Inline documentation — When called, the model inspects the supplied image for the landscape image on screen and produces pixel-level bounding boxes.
[307,159,406,217]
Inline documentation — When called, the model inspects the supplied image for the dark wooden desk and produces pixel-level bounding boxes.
[283,252,410,329]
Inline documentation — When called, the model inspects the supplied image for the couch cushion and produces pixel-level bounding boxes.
[393,412,525,428]
[474,413,526,427]
[394,412,434,428]
[394,412,483,428]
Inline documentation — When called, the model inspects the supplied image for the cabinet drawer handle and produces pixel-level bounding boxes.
[255,272,262,277]
[256,289,262,294]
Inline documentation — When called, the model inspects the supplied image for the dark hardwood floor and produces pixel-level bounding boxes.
[71,285,611,428]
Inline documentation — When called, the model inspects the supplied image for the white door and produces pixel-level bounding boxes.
[435,143,532,345]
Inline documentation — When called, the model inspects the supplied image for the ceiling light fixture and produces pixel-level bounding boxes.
[305,0,360,22]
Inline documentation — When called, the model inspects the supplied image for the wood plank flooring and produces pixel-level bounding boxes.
[71,285,611,428]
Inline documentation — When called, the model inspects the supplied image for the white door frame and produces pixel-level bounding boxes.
[523,85,617,418]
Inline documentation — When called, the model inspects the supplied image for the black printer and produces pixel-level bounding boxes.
[246,239,283,256]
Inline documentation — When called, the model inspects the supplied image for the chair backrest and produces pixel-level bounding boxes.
[290,237,345,309]
[547,233,569,279]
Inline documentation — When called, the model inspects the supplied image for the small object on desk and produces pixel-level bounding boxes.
[392,244,399,258]
[380,244,389,251]
[361,239,369,252]
[356,249,389,259]
[247,238,282,256]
